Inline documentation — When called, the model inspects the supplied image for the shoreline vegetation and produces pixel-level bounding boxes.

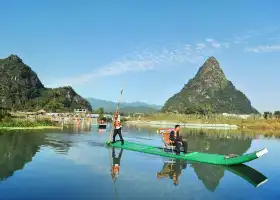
[126,123,280,138]
[126,113,280,132]
[0,126,61,130]
[0,117,61,131]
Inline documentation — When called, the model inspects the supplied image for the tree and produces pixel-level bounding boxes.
[274,111,280,119]
[0,107,10,119]
[96,107,104,115]
[97,107,105,121]
[184,107,196,114]
[264,111,272,119]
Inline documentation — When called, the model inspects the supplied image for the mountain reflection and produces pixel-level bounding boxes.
[0,132,44,181]
[0,131,74,181]
[154,128,268,191]
[156,158,267,191]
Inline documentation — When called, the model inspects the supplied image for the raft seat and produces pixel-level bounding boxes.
[161,132,176,153]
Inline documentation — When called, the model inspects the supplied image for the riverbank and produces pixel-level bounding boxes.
[0,118,61,131]
[126,120,238,129]
[0,126,61,130]
[127,113,280,131]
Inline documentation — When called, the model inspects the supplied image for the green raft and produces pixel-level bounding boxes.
[106,141,268,165]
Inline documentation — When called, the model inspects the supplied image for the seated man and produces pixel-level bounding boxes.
[169,125,188,155]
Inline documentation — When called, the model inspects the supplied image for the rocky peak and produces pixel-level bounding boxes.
[192,56,228,90]
[7,54,23,63]
[162,56,259,114]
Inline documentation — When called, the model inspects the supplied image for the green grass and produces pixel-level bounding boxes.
[0,126,61,130]
[0,117,60,130]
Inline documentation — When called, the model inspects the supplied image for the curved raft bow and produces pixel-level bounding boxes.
[107,141,268,165]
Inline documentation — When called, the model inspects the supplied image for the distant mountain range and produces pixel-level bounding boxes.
[86,98,162,114]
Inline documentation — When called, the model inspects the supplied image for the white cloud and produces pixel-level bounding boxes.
[212,43,221,48]
[48,27,280,87]
[244,44,280,53]
[205,38,221,49]
[232,35,252,44]
[195,43,207,50]
[48,44,211,87]
[206,38,214,43]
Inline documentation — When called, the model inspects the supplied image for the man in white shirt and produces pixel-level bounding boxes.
[112,110,124,145]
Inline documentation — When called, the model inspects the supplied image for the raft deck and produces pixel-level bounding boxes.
[107,141,268,165]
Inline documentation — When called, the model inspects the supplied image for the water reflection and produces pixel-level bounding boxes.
[192,162,268,191]
[155,158,268,191]
[106,126,268,192]
[0,131,77,182]
[110,147,123,183]
[156,159,187,186]
[0,132,44,181]
[0,125,272,200]
[62,121,92,133]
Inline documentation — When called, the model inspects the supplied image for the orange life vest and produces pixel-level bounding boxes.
[114,120,121,127]
[112,165,120,173]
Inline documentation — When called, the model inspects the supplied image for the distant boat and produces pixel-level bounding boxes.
[98,119,107,129]
[98,124,107,129]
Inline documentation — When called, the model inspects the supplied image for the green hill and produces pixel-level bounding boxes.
[0,54,92,112]
[162,57,258,114]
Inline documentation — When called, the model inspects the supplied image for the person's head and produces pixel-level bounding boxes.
[173,174,179,185]
[174,125,180,132]
[112,164,120,174]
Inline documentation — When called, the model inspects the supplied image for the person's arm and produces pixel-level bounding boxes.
[177,132,182,141]
[112,114,117,122]
[169,131,176,141]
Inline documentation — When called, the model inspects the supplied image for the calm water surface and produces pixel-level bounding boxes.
[0,124,279,200]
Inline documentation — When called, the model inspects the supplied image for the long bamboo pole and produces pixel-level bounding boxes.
[107,81,125,144]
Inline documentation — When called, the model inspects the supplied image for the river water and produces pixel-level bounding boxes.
[0,124,279,200]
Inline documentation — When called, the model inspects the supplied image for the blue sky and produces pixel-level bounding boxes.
[0,0,280,112]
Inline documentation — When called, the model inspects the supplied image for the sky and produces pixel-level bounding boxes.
[0,0,280,112]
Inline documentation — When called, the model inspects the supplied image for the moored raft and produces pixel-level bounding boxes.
[107,141,268,165]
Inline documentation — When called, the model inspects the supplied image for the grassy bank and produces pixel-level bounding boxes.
[0,126,61,130]
[0,117,61,130]
[129,113,280,131]
[126,121,280,137]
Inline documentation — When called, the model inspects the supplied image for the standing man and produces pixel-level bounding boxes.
[112,109,124,145]
[169,125,188,155]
